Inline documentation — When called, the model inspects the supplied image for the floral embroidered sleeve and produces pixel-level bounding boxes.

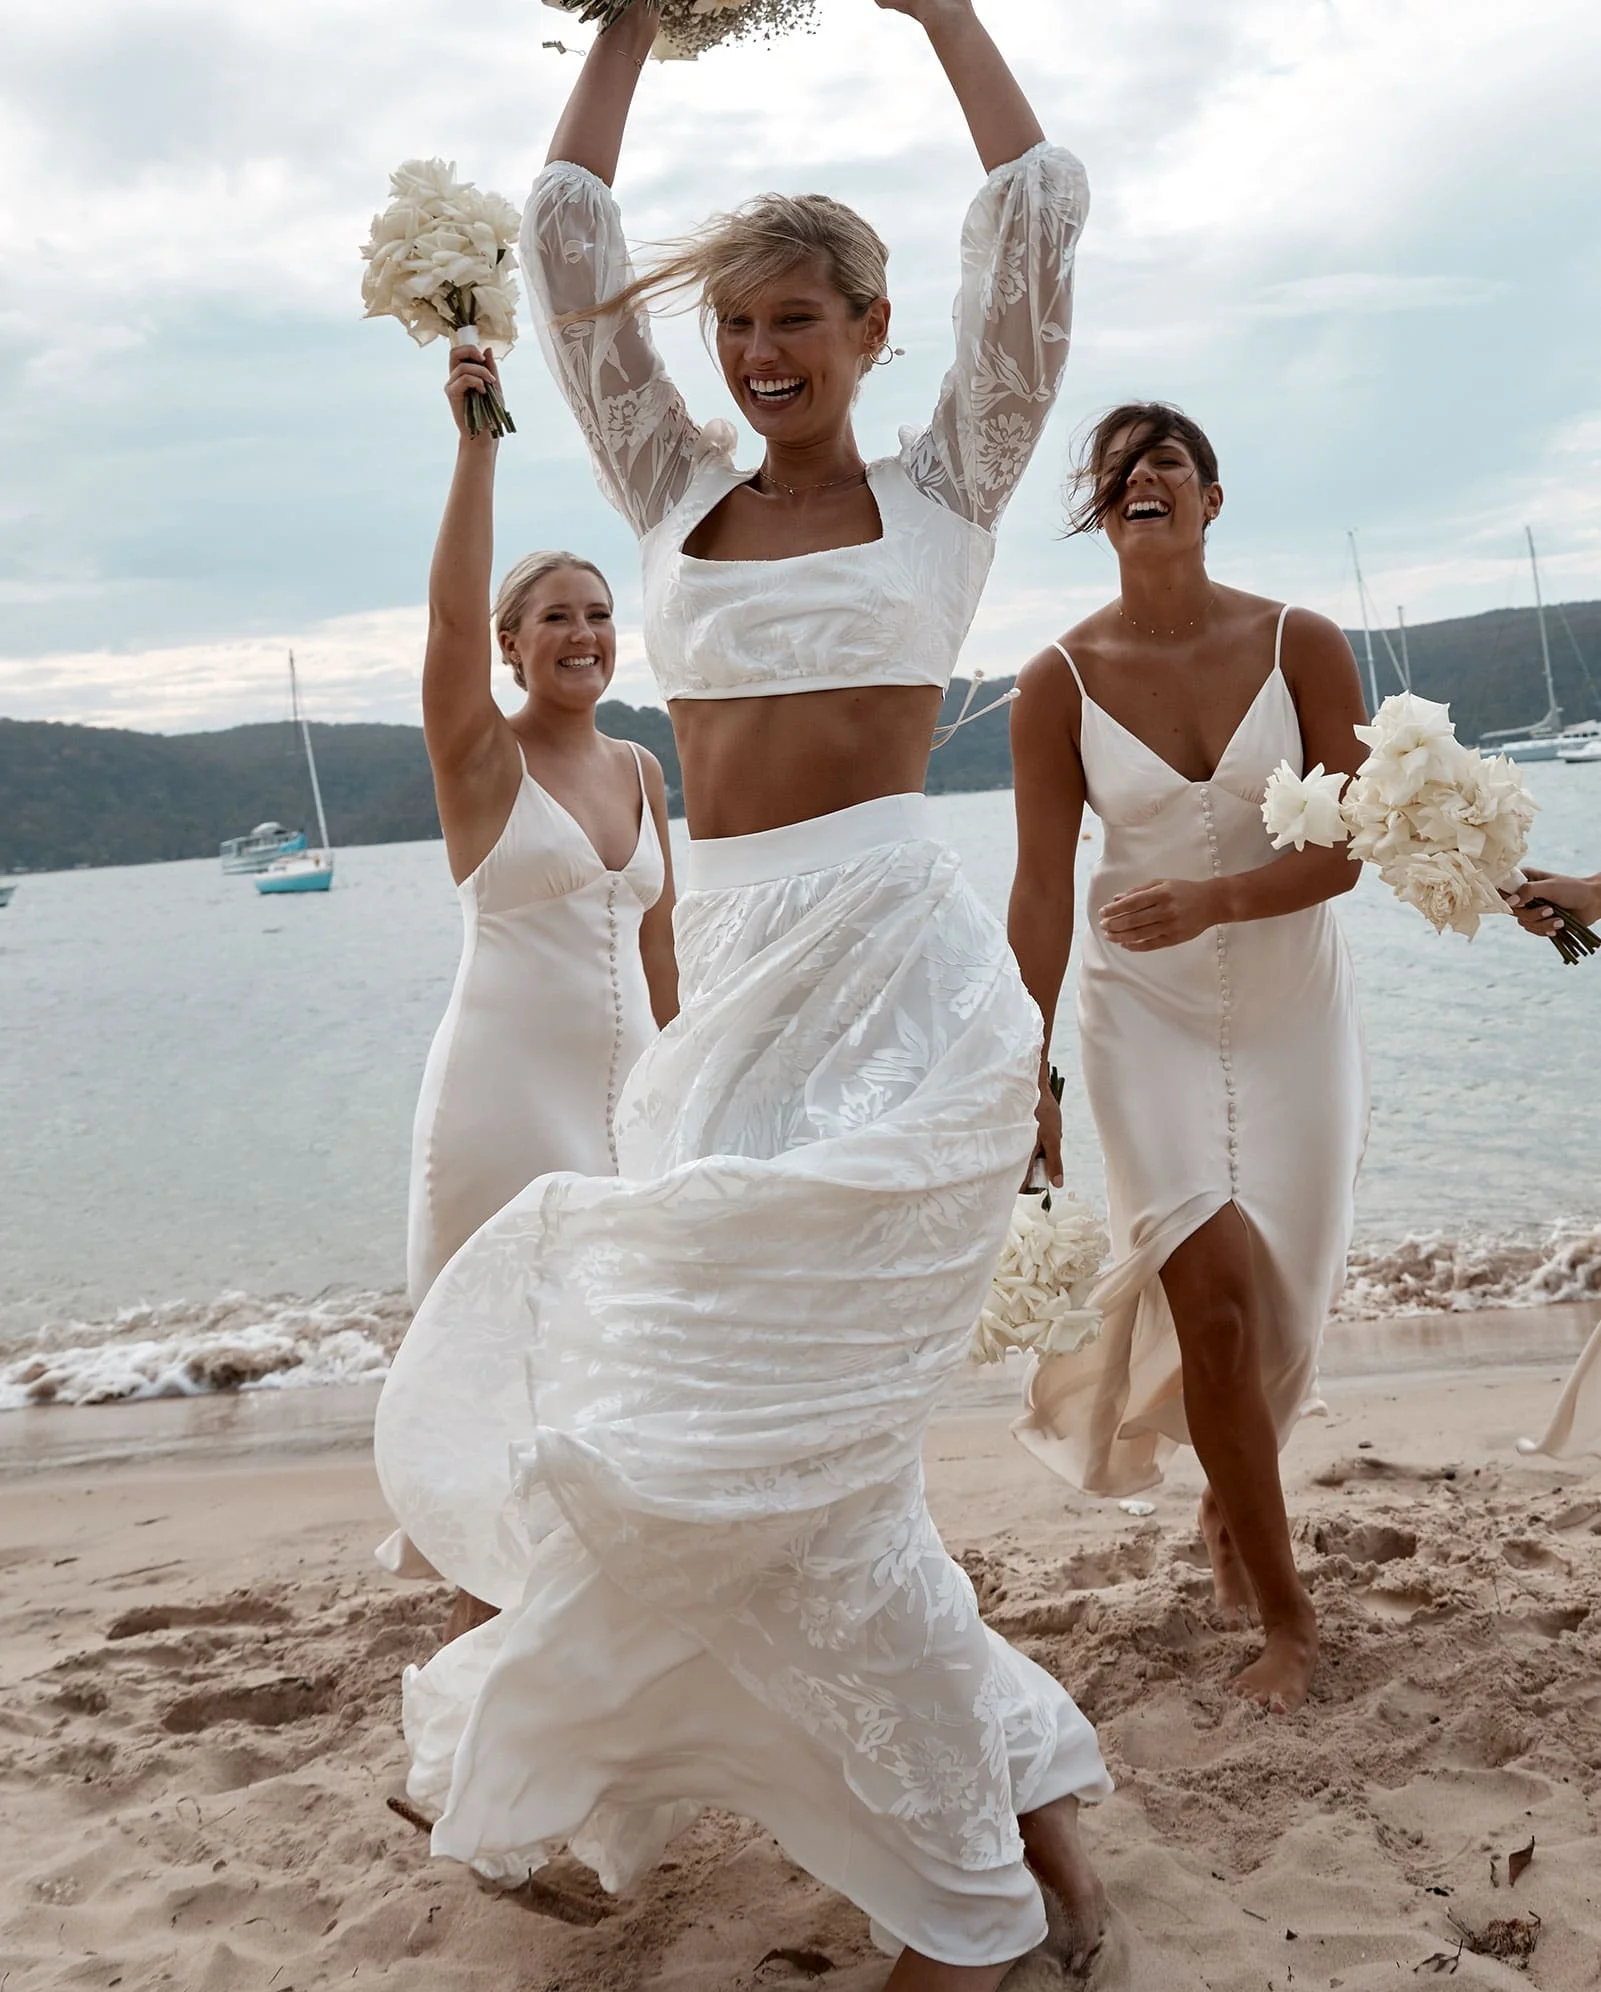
[523,161,706,539]
[900,142,1090,534]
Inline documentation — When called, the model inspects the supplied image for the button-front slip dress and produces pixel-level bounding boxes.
[1016,608,1370,1495]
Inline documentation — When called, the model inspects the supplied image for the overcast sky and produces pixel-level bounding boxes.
[3,0,1599,731]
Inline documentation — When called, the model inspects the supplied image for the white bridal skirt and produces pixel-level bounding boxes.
[374,793,1111,1967]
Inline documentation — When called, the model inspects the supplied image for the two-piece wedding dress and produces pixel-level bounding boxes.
[374,140,1111,1967]
[1015,610,1370,1493]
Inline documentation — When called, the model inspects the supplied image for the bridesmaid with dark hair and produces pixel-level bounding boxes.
[1008,401,1370,1714]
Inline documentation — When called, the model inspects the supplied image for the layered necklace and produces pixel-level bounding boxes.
[754,462,869,499]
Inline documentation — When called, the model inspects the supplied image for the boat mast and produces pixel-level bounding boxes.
[1525,526,1561,732]
[1396,605,1412,690]
[289,651,332,853]
[1348,530,1380,714]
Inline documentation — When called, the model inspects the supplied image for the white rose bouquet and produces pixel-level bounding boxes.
[971,1071,1110,1365]
[1261,692,1600,964]
[544,0,820,59]
[360,159,519,440]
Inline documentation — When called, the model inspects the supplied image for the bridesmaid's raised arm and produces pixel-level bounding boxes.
[546,4,662,184]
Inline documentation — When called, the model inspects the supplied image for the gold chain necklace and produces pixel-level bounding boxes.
[1116,590,1217,641]
[754,463,869,499]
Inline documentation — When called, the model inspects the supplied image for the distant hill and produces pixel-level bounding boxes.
[3,599,1597,872]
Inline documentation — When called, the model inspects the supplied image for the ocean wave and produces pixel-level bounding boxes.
[0,1290,411,1411]
[1337,1224,1601,1317]
[2,1228,1597,1412]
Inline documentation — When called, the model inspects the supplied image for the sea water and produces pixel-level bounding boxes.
[1,772,1596,1409]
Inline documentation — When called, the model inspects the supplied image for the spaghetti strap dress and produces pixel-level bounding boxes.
[1015,609,1370,1495]
[405,742,664,1305]
[373,140,1113,1970]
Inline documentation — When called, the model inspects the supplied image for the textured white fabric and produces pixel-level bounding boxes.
[522,144,1089,698]
[1016,610,1370,1495]
[375,802,1112,1965]
[1520,1318,1601,1459]
[406,746,663,1304]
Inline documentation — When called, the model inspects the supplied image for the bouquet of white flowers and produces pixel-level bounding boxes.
[544,0,820,59]
[971,1070,1110,1365]
[1261,692,1600,964]
[360,159,519,439]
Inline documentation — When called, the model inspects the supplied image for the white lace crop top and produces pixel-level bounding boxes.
[523,143,1089,702]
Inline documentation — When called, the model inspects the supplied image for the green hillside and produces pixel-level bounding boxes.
[3,599,1597,872]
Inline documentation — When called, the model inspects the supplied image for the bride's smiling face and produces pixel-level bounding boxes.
[713,257,891,446]
[1100,426,1223,560]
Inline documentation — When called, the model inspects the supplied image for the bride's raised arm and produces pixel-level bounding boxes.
[524,5,706,538]
[884,0,1090,532]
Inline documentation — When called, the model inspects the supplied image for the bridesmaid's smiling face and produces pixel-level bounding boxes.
[713,257,891,447]
[502,568,618,710]
[1099,427,1223,563]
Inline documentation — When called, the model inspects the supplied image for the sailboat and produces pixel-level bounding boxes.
[1480,529,1601,761]
[256,654,335,895]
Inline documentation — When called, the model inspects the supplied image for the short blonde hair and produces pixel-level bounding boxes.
[494,551,612,689]
[583,192,891,354]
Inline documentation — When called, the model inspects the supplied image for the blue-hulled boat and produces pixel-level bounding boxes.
[254,653,335,896]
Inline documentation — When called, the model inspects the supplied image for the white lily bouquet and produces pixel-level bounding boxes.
[360,159,519,440]
[544,0,820,59]
[971,1071,1110,1365]
[1262,692,1600,965]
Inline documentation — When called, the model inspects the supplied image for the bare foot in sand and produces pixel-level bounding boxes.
[882,1956,1014,1990]
[1199,1487,1258,1621]
[1231,1602,1318,1713]
[441,1588,497,1646]
[1020,1795,1107,1973]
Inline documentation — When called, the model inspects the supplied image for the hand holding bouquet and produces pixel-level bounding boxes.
[544,0,820,59]
[360,159,519,439]
[1261,692,1600,964]
[972,1070,1109,1365]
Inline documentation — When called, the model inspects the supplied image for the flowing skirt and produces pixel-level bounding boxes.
[374,793,1111,1967]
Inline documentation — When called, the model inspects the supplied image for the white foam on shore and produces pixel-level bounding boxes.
[0,1290,411,1411]
[1,1224,1597,1413]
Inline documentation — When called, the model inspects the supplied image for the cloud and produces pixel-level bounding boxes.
[3,0,1600,728]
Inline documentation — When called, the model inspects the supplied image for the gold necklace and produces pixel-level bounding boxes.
[1116,591,1216,640]
[754,463,869,499]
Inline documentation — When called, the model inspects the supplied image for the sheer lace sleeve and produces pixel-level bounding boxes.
[523,161,726,538]
[900,142,1089,534]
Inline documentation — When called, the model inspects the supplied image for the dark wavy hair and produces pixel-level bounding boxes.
[1066,402,1220,536]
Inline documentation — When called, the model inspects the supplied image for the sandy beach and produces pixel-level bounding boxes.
[2,1316,1598,1991]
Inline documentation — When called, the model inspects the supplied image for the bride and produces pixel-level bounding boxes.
[375,2,1109,1983]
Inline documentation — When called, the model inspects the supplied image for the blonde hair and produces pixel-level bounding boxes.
[580,192,891,353]
[493,551,612,689]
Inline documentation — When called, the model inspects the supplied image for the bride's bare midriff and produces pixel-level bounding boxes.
[671,684,946,840]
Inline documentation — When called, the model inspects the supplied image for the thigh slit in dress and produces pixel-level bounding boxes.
[374,140,1113,1967]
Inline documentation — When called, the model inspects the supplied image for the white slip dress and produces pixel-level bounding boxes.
[406,743,663,1305]
[1016,610,1370,1496]
[375,141,1113,1970]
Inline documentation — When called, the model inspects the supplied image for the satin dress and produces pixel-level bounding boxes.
[1017,608,1370,1495]
[406,744,663,1304]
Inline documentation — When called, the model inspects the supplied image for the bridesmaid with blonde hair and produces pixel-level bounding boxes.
[379,343,679,1639]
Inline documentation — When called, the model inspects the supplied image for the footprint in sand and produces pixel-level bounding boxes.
[107,1590,290,1640]
[161,1676,333,1734]
[1310,1519,1418,1565]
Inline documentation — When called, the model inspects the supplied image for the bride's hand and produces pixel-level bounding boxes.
[445,343,501,444]
[1099,878,1223,952]
[874,0,975,22]
[1030,1076,1063,1191]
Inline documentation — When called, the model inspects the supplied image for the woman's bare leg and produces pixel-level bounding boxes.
[441,1589,497,1645]
[1198,1485,1257,1620]
[1159,1205,1317,1711]
[883,1956,1013,1991]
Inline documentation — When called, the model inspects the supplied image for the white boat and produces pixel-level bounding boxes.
[254,654,335,896]
[220,822,308,874]
[1558,736,1601,764]
[1479,529,1601,760]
